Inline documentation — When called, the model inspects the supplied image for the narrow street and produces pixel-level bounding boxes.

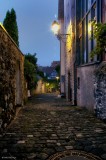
[0,93,106,160]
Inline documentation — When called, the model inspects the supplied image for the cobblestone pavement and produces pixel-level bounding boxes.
[0,93,106,160]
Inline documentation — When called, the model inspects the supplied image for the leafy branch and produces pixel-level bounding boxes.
[90,21,106,58]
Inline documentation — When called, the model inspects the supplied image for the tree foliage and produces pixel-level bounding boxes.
[90,21,106,58]
[25,53,37,67]
[3,8,19,46]
[24,53,38,90]
[37,70,44,78]
[55,65,60,76]
[46,79,59,92]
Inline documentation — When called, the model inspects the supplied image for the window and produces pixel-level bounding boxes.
[87,0,92,10]
[81,0,86,17]
[87,12,92,62]
[78,0,99,65]
[82,20,86,63]
[91,3,97,61]
[91,3,97,50]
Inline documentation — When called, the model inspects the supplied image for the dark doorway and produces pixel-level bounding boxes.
[68,72,72,101]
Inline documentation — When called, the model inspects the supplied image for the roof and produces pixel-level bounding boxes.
[41,67,54,75]
[51,61,60,68]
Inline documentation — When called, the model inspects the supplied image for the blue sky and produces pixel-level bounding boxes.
[0,0,60,66]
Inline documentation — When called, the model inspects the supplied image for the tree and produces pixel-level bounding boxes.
[55,65,60,76]
[37,70,44,78]
[25,53,37,68]
[3,8,19,46]
[24,53,38,90]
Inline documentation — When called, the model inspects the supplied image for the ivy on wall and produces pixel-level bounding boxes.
[90,21,106,58]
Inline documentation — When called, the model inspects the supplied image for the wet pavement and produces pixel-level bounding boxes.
[0,93,106,160]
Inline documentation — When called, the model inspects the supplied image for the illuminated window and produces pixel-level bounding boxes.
[78,0,100,65]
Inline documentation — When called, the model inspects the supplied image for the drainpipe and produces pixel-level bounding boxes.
[74,61,77,106]
[73,0,77,106]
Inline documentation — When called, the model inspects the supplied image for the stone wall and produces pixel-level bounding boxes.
[94,61,106,120]
[0,24,24,130]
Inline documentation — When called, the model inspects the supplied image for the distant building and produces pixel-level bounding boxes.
[38,61,60,80]
[51,61,60,68]
[38,66,58,80]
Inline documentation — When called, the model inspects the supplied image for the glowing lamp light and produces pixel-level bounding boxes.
[56,76,59,80]
[51,20,70,42]
[88,21,92,33]
[51,20,60,35]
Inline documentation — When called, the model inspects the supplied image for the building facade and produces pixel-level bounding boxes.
[76,0,106,112]
[32,77,46,94]
[58,0,106,119]
[58,0,66,96]
[64,0,76,104]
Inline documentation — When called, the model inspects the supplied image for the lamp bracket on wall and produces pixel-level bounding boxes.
[57,34,71,43]
[51,20,71,43]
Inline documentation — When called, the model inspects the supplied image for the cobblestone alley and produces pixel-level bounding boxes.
[0,93,106,160]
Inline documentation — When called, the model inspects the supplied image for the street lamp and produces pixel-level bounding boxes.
[51,20,70,41]
[51,20,71,96]
[51,20,60,35]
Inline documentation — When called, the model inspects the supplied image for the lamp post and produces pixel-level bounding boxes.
[51,20,60,35]
[51,20,70,41]
[56,76,60,93]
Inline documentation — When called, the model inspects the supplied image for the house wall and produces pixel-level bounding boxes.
[77,63,98,110]
[61,0,106,119]
[32,80,46,94]
[64,0,76,103]
[58,0,66,95]
[59,20,66,94]
[102,0,106,23]
[0,24,24,129]
[34,80,42,94]
[77,61,106,117]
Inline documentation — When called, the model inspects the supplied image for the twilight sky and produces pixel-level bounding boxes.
[0,0,60,66]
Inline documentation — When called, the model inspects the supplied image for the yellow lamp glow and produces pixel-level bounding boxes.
[56,76,59,81]
[51,20,60,35]
[88,21,92,33]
